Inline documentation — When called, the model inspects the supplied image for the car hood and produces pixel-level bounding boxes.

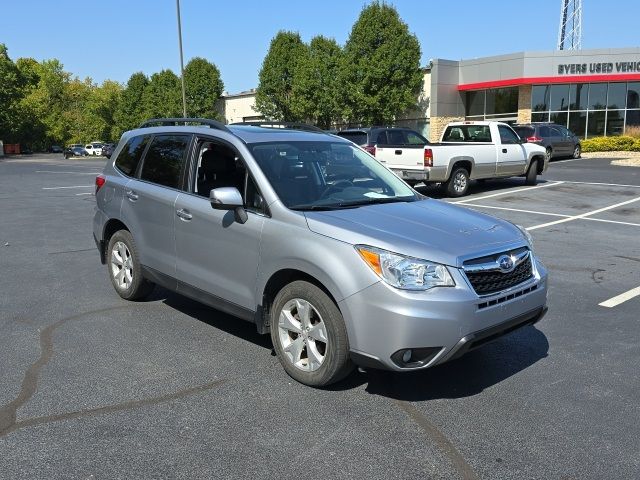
[304,199,527,267]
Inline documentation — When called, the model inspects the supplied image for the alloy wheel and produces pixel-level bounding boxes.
[278,298,328,372]
[110,241,133,289]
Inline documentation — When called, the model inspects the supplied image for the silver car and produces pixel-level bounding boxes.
[93,118,548,387]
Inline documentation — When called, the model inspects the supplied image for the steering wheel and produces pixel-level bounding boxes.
[320,180,354,198]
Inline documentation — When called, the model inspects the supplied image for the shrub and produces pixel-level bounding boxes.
[582,136,635,152]
[624,125,640,138]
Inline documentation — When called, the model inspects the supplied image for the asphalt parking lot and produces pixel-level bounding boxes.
[1,154,639,479]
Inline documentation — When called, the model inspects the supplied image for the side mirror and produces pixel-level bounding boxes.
[209,187,248,224]
[517,137,526,144]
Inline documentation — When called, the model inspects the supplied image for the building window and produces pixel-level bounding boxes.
[465,87,518,120]
[532,82,640,138]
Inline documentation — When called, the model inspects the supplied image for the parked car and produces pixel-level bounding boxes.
[49,145,63,153]
[512,123,581,160]
[93,118,548,387]
[64,146,89,158]
[344,122,547,197]
[85,143,103,156]
[336,126,429,157]
[21,146,33,155]
[102,143,115,158]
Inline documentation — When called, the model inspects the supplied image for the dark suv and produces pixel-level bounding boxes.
[512,123,581,160]
[335,126,429,155]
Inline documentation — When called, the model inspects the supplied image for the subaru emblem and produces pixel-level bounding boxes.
[497,255,515,273]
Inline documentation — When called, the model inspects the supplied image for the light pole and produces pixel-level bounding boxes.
[176,0,187,118]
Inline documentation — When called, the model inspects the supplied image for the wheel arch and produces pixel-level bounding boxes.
[447,156,474,180]
[100,218,130,264]
[256,268,341,334]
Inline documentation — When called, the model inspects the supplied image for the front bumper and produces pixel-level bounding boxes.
[339,256,548,371]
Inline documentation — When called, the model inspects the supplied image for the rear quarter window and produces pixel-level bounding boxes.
[114,135,150,176]
[513,126,535,139]
[336,131,368,145]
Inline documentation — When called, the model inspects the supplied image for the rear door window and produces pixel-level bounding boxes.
[114,135,149,176]
[139,134,191,189]
[539,126,551,137]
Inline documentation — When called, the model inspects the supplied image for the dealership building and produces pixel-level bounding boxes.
[219,47,640,142]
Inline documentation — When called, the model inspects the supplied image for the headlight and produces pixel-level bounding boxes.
[356,245,455,291]
[515,224,534,250]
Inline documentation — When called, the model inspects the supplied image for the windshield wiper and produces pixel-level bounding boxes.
[289,204,341,211]
[335,196,416,207]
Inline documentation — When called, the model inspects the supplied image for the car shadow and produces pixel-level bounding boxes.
[359,325,549,401]
[158,288,273,351]
[416,177,552,200]
[155,288,549,401]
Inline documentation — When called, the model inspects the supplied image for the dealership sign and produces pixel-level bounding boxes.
[558,62,640,74]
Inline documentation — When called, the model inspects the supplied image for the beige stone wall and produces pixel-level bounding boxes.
[517,85,532,124]
[429,115,464,142]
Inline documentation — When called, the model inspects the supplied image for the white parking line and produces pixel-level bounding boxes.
[452,181,564,204]
[37,170,100,175]
[75,192,93,196]
[599,286,640,308]
[551,180,640,189]
[526,196,640,231]
[462,203,569,218]
[42,185,93,190]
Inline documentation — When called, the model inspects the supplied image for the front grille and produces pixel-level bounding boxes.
[465,254,533,296]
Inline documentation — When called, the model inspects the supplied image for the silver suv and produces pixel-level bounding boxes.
[93,118,548,387]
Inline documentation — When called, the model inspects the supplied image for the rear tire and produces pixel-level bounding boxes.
[525,159,539,186]
[270,281,354,387]
[545,147,552,162]
[444,167,470,197]
[106,230,154,300]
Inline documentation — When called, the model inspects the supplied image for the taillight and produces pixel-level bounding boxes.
[95,174,106,195]
[423,148,433,167]
[526,136,543,143]
[363,145,376,156]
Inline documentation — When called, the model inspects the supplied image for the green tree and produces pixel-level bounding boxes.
[113,72,149,138]
[339,1,422,125]
[255,31,307,121]
[0,44,23,143]
[184,57,224,120]
[19,59,71,148]
[292,35,343,129]
[142,69,183,119]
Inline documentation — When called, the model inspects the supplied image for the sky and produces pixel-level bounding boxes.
[2,0,639,94]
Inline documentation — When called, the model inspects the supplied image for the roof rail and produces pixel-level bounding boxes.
[230,121,323,132]
[139,118,231,133]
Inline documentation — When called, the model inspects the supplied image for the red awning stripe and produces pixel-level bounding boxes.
[457,73,640,91]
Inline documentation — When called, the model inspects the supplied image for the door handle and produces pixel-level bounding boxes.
[126,190,138,201]
[502,148,507,153]
[395,150,402,155]
[176,208,192,221]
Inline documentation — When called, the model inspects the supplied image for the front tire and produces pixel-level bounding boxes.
[573,144,581,159]
[444,167,470,197]
[270,281,353,387]
[525,159,539,186]
[106,230,154,300]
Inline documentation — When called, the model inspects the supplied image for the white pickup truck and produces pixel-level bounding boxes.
[373,121,548,197]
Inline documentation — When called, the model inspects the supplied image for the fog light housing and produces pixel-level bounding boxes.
[391,347,442,368]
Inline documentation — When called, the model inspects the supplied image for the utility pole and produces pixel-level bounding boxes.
[176,0,187,117]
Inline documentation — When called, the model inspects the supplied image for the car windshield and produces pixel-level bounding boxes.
[248,141,417,210]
